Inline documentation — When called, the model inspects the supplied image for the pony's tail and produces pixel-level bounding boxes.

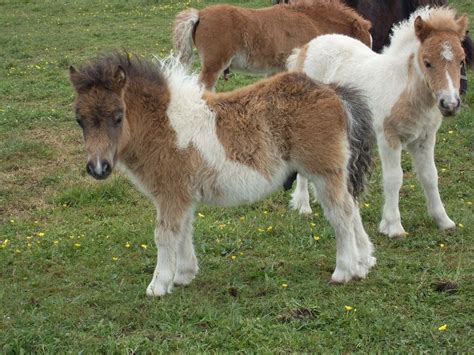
[173,8,200,69]
[335,85,375,200]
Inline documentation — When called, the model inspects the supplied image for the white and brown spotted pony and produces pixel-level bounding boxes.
[287,7,468,237]
[173,0,372,90]
[69,53,375,296]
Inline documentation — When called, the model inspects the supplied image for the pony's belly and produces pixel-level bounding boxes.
[230,53,278,76]
[201,164,291,207]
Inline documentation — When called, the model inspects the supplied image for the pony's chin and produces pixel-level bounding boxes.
[439,108,460,118]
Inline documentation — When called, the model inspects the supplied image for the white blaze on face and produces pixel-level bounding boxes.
[444,70,458,104]
[441,42,454,62]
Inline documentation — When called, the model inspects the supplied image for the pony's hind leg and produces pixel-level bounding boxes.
[173,209,199,286]
[407,131,455,231]
[290,174,313,214]
[353,204,376,270]
[199,56,233,91]
[310,173,368,282]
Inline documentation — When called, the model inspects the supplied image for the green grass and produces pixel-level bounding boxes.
[1,0,473,352]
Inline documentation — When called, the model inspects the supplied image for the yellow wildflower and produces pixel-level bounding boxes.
[112,257,119,261]
[266,226,273,232]
[448,130,454,134]
[15,249,21,254]
[263,210,268,215]
[310,222,316,228]
[438,324,448,331]
[258,228,265,233]
[10,219,15,224]
[458,223,464,229]
[198,213,205,218]
[74,243,81,248]
[313,235,320,241]
[281,283,288,288]
[239,216,245,221]
[37,232,45,237]
[125,242,131,248]
[344,305,353,311]
[364,203,370,208]
[140,244,148,249]
[218,224,226,230]
[231,255,236,260]
[53,240,59,245]
[439,243,445,248]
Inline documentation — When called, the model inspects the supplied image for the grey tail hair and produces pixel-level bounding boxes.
[172,8,200,69]
[334,85,375,200]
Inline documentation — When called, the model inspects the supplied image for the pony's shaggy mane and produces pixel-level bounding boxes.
[287,0,370,28]
[385,6,462,55]
[72,52,166,92]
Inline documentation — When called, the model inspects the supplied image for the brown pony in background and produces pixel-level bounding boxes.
[275,0,472,93]
[173,0,372,90]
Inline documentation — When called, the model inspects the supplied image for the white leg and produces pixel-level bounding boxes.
[378,140,406,237]
[146,224,180,297]
[174,211,199,286]
[407,133,455,230]
[353,203,376,269]
[290,174,313,214]
[312,176,367,282]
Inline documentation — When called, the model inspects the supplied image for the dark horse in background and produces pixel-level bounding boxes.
[274,0,472,94]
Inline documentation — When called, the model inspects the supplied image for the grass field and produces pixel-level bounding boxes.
[1,0,473,352]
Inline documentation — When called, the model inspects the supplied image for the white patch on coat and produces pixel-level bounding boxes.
[161,57,290,207]
[441,42,454,62]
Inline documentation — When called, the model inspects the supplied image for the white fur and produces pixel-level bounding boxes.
[441,42,454,62]
[289,7,456,237]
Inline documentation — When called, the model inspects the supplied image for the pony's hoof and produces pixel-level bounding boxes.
[289,199,313,215]
[146,280,173,297]
[438,218,455,231]
[379,220,406,238]
[173,269,198,286]
[331,264,368,283]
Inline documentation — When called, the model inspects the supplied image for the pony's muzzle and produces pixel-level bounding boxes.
[438,97,461,117]
[86,160,112,180]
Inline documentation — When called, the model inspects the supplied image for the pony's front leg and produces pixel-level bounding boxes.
[146,222,181,297]
[173,210,199,286]
[289,174,313,214]
[407,133,455,231]
[378,140,406,237]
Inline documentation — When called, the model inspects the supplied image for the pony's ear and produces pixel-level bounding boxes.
[456,14,468,39]
[69,65,81,91]
[113,65,127,90]
[414,16,433,42]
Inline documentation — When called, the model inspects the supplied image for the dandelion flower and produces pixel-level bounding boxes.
[458,223,464,229]
[266,226,273,232]
[364,203,370,208]
[448,130,454,134]
[441,168,447,173]
[125,242,131,248]
[10,219,15,224]
[314,212,319,217]
[258,228,265,233]
[438,324,448,331]
[218,224,226,230]
[313,235,320,241]
[112,257,119,261]
[467,201,472,206]
[74,243,81,248]
[231,255,236,260]
[140,244,148,249]
[344,305,353,311]
[37,232,45,237]
[439,243,445,248]
[281,283,288,288]
[53,240,59,245]
[198,213,205,218]
[310,222,316,228]
[263,210,268,215]
[15,249,21,254]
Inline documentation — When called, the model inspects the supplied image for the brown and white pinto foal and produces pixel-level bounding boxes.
[173,0,372,90]
[69,53,375,296]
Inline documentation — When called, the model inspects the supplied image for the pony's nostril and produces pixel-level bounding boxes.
[102,161,111,176]
[455,99,461,109]
[440,99,448,109]
[86,162,95,177]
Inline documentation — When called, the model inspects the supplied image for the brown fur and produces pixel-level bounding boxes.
[174,0,372,89]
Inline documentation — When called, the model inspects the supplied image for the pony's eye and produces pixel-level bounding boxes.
[424,61,432,69]
[114,113,123,126]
